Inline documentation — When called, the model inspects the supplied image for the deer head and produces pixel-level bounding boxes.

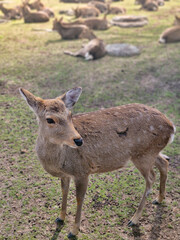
[19,87,83,148]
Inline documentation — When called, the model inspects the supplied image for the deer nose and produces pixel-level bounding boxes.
[74,138,83,146]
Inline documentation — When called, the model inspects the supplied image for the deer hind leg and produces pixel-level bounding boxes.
[153,153,169,204]
[68,176,89,239]
[56,176,71,226]
[128,155,156,226]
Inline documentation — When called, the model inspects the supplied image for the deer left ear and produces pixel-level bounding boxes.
[61,87,82,109]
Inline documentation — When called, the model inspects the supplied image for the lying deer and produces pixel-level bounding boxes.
[74,6,100,18]
[0,3,22,19]
[22,5,49,23]
[27,0,54,17]
[136,0,158,11]
[64,38,106,60]
[107,4,126,14]
[65,15,109,30]
[136,0,164,6]
[52,18,96,40]
[19,87,175,239]
[88,1,108,13]
[159,26,180,43]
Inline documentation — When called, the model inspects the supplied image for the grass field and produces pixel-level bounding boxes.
[0,0,180,239]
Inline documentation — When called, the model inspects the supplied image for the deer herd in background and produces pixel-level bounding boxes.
[0,0,180,58]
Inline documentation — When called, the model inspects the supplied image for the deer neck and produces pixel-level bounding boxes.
[35,133,67,177]
[0,5,8,14]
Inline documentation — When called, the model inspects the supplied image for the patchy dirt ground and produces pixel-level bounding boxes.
[0,0,180,239]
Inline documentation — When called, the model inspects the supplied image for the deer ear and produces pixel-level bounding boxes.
[19,88,41,113]
[61,87,82,109]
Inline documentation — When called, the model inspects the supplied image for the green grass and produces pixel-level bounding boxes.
[0,0,180,239]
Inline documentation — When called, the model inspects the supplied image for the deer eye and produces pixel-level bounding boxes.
[46,118,55,124]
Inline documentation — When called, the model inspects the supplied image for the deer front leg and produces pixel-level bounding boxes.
[56,176,70,226]
[68,176,89,239]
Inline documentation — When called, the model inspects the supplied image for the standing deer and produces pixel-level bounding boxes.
[19,87,175,239]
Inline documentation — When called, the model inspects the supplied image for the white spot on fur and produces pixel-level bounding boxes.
[159,152,170,161]
[159,37,166,44]
[150,125,154,131]
[168,124,176,144]
[85,52,93,60]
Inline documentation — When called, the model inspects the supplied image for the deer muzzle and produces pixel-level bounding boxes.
[74,138,83,146]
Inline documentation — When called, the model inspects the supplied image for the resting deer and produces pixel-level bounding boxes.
[88,1,108,13]
[64,15,109,30]
[159,26,180,43]
[159,15,180,43]
[64,38,106,60]
[22,5,49,23]
[52,18,96,40]
[27,0,54,17]
[19,87,175,239]
[0,3,22,19]
[136,0,158,11]
[107,4,126,14]
[74,6,100,18]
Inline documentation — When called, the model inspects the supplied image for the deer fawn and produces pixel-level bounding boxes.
[19,87,175,239]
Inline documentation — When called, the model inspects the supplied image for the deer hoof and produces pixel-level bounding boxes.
[55,217,64,226]
[127,220,136,227]
[152,200,160,205]
[68,232,77,239]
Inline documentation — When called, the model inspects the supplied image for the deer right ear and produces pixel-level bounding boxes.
[19,88,39,113]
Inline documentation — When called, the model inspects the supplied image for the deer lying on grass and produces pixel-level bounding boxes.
[0,3,22,19]
[159,16,180,43]
[27,0,54,17]
[52,18,96,40]
[64,38,106,60]
[64,15,109,30]
[107,5,126,14]
[74,6,100,18]
[88,1,108,13]
[136,0,158,11]
[19,87,175,239]
[22,5,49,23]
